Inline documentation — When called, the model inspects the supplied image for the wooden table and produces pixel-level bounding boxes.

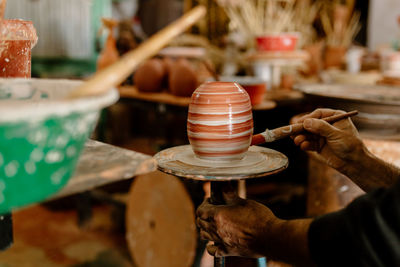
[50,140,156,200]
[119,86,277,111]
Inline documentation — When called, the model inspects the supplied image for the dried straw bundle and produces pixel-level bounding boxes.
[320,2,361,47]
[290,0,322,47]
[217,0,297,38]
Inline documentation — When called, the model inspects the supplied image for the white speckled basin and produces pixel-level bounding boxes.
[0,78,119,213]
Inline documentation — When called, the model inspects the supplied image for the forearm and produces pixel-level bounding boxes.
[343,146,400,192]
[262,218,315,267]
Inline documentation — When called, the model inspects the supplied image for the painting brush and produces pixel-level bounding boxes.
[251,110,358,146]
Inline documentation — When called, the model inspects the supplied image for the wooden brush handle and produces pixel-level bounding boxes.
[68,5,206,99]
[251,110,358,145]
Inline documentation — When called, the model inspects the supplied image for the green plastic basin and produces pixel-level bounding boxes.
[0,78,118,214]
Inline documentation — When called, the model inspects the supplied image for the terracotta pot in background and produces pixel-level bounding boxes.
[0,20,37,78]
[97,18,120,71]
[324,45,347,69]
[134,58,166,92]
[168,58,198,97]
[303,41,324,76]
[242,83,267,105]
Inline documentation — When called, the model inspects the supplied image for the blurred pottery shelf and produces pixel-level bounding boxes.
[246,50,309,89]
[119,86,191,107]
[119,86,277,110]
[49,140,156,200]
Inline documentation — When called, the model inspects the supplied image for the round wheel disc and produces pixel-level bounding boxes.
[126,171,197,267]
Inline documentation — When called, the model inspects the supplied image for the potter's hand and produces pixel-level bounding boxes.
[196,189,281,258]
[293,108,400,191]
[292,108,364,172]
[196,189,314,266]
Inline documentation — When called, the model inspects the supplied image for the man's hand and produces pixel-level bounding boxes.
[292,108,365,173]
[293,108,400,191]
[196,188,313,265]
[196,189,279,258]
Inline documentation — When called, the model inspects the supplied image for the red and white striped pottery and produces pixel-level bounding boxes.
[188,82,253,161]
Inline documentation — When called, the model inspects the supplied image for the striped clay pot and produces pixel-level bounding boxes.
[188,82,253,161]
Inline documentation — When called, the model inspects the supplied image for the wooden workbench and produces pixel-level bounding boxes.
[119,86,278,111]
[50,140,156,200]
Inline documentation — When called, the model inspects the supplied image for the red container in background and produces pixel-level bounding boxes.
[256,33,299,51]
[0,20,37,78]
[241,83,267,105]
[219,76,267,105]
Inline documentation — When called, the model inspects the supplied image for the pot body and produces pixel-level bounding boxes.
[188,82,253,161]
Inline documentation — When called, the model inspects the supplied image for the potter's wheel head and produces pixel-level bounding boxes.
[155,145,288,181]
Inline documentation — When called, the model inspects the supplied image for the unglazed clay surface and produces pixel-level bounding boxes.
[187,82,253,161]
[155,145,288,181]
[176,148,264,168]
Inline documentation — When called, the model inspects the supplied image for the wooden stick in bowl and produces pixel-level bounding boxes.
[68,5,206,99]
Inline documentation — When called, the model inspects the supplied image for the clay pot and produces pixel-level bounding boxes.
[168,58,198,97]
[0,20,37,78]
[97,18,120,71]
[134,58,166,92]
[188,82,253,161]
[324,46,347,69]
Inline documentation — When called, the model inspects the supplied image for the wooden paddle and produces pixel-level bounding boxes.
[68,5,206,98]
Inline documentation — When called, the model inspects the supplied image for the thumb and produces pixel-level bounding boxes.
[303,118,341,139]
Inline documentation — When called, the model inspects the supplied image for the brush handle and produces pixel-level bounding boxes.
[68,6,206,99]
[251,110,358,146]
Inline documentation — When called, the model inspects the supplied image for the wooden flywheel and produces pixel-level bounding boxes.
[126,171,197,267]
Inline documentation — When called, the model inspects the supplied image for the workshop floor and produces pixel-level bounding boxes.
[0,204,134,267]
